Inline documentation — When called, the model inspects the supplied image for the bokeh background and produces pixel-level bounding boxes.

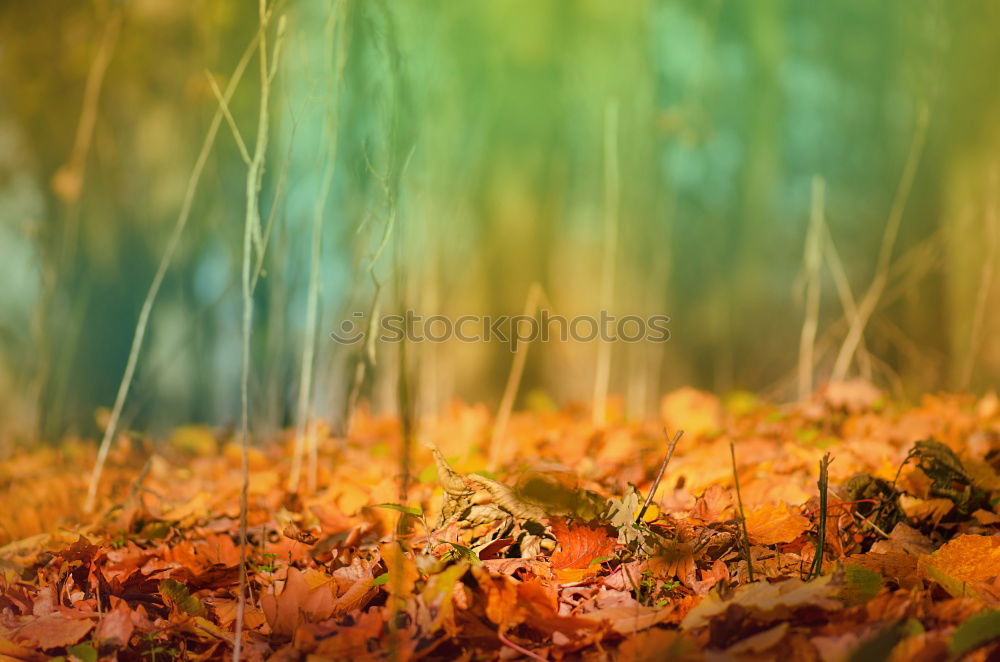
[1,0,998,444]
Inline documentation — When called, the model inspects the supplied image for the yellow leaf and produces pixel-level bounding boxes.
[744,503,809,545]
[921,534,1000,584]
[660,387,721,438]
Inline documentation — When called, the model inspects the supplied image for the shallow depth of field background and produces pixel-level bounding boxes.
[0,0,998,444]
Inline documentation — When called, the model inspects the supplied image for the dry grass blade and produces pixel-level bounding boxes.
[84,29,263,515]
[730,441,754,582]
[831,104,930,381]
[234,3,284,660]
[797,176,824,400]
[960,168,998,388]
[592,98,620,428]
[489,282,545,472]
[637,429,683,523]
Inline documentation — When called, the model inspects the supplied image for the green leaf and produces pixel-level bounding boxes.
[588,555,613,567]
[159,578,206,616]
[439,540,478,563]
[371,572,390,587]
[848,626,900,662]
[137,521,171,540]
[66,643,98,662]
[839,563,883,605]
[422,561,468,601]
[899,618,925,638]
[375,503,423,517]
[949,609,1000,655]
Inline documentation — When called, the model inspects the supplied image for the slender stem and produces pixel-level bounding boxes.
[592,98,620,427]
[489,282,544,472]
[306,1,350,493]
[235,4,283,660]
[797,176,824,400]
[730,442,754,583]
[498,630,547,662]
[831,104,929,381]
[84,30,262,514]
[809,453,832,580]
[288,158,334,492]
[636,429,683,523]
[822,223,873,379]
[960,168,998,388]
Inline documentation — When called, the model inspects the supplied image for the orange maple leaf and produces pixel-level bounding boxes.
[921,534,1000,584]
[550,518,617,582]
[744,503,809,545]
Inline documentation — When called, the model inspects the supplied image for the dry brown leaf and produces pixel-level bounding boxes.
[613,628,700,662]
[550,518,617,582]
[869,523,935,556]
[690,484,733,523]
[921,534,1000,584]
[682,576,841,630]
[744,503,810,545]
[726,622,789,655]
[578,605,667,635]
[899,496,954,522]
[260,567,338,637]
[846,552,920,589]
[16,613,95,650]
[95,598,135,647]
[648,541,697,585]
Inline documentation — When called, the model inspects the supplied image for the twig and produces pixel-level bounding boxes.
[822,223,873,380]
[808,453,832,580]
[288,155,335,493]
[203,71,251,165]
[851,510,890,540]
[592,98,620,428]
[84,26,263,515]
[798,176,824,400]
[124,456,154,503]
[235,4,284,661]
[960,167,998,388]
[729,442,754,583]
[497,630,547,662]
[304,1,350,493]
[636,429,683,523]
[488,282,545,472]
[831,104,930,381]
[761,228,945,401]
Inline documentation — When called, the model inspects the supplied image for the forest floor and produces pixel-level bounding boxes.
[2,382,1000,661]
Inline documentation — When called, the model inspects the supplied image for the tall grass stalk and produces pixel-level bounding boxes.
[797,176,824,400]
[831,105,929,382]
[36,7,122,442]
[489,282,544,472]
[822,223,873,380]
[288,159,333,493]
[234,3,284,659]
[304,1,350,493]
[84,30,263,514]
[592,99,619,427]
[960,169,998,388]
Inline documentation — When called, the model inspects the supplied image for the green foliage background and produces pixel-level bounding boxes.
[0,0,997,440]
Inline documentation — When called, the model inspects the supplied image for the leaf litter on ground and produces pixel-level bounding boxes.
[0,385,999,659]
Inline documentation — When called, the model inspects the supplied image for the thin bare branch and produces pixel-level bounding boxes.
[204,70,252,165]
[84,29,262,515]
[636,429,683,523]
[832,104,930,381]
